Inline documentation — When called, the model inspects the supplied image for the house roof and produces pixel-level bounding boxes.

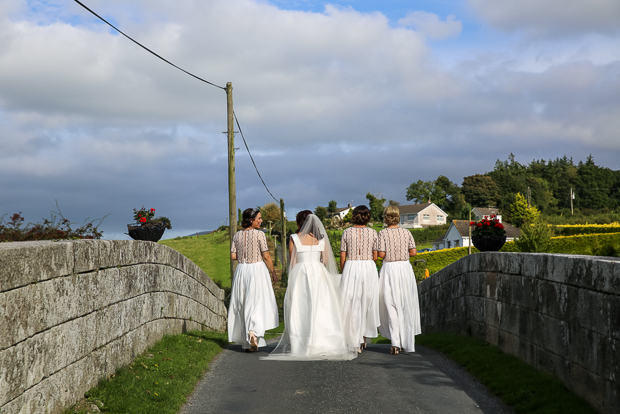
[397,203,434,215]
[474,207,501,217]
[334,207,351,213]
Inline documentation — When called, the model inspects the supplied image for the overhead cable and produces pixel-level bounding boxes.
[234,112,278,203]
[74,0,225,90]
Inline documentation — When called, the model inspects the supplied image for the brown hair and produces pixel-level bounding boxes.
[351,205,371,225]
[296,210,313,232]
[241,208,260,229]
[383,205,400,226]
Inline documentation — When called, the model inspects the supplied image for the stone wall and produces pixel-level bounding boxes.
[0,240,227,414]
[417,252,619,414]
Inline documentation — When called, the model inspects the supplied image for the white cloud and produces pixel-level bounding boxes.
[397,11,462,39]
[469,0,620,38]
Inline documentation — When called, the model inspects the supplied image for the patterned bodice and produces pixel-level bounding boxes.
[231,229,268,263]
[340,227,378,260]
[377,227,416,262]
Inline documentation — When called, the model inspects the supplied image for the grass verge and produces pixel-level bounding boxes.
[374,333,596,414]
[65,331,228,414]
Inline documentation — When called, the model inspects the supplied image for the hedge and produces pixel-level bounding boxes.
[415,232,620,276]
[551,223,620,236]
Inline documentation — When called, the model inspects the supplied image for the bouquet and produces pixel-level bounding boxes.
[470,215,505,236]
[132,206,172,229]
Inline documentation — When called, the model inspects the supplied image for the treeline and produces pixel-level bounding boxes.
[407,154,620,223]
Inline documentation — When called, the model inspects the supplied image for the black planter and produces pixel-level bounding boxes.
[472,235,506,252]
[127,224,166,242]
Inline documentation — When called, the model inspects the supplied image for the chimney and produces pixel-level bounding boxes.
[348,203,352,208]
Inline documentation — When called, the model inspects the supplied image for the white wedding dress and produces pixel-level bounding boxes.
[262,216,358,361]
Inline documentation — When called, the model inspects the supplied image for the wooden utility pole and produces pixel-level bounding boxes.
[570,187,574,215]
[280,198,287,271]
[226,82,237,281]
[468,209,472,255]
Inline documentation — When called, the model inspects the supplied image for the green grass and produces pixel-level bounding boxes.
[160,231,232,288]
[377,333,596,414]
[65,331,228,414]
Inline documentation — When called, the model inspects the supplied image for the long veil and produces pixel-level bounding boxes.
[261,214,357,361]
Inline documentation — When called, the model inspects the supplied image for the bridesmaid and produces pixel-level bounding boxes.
[376,205,421,354]
[228,208,279,352]
[339,205,380,352]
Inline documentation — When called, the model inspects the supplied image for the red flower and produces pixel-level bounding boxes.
[150,208,155,213]
[477,223,482,227]
[469,221,475,226]
[140,217,147,223]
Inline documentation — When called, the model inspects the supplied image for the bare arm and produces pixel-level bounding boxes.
[230,252,237,261]
[378,251,386,259]
[262,251,278,283]
[340,251,347,272]
[289,238,294,261]
[409,248,417,257]
[372,250,378,261]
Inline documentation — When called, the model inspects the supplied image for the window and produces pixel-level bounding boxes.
[400,215,404,224]
[447,240,451,248]
[408,214,416,221]
[423,214,430,221]
[437,215,444,221]
[455,240,460,247]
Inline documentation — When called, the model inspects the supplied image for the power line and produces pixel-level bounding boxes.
[234,112,278,203]
[74,0,225,90]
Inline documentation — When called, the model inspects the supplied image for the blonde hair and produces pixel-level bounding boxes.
[383,205,400,226]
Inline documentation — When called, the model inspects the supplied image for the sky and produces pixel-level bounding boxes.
[1,0,620,239]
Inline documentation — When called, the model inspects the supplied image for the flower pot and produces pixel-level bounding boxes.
[127,224,166,242]
[472,235,506,252]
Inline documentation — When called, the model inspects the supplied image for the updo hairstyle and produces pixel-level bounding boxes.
[351,205,371,225]
[296,210,313,232]
[383,205,400,226]
[241,207,260,229]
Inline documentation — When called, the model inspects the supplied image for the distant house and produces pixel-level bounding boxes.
[397,203,448,229]
[326,204,354,220]
[431,219,521,250]
[472,207,502,222]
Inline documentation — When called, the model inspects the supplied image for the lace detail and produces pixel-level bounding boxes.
[340,227,378,260]
[377,228,416,262]
[231,229,268,263]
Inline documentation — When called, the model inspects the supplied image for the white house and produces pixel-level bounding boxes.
[326,204,354,220]
[472,207,502,222]
[432,219,521,250]
[397,203,448,229]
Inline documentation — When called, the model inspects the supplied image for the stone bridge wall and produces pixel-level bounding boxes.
[0,240,227,414]
[418,252,619,414]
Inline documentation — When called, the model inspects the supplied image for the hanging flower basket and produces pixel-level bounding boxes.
[127,223,166,242]
[126,206,172,242]
[472,235,506,252]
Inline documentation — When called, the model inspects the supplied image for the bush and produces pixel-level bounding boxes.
[514,219,554,253]
[551,223,620,236]
[0,206,106,242]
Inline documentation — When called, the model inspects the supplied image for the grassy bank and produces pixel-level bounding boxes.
[374,334,596,414]
[65,331,228,414]
[160,231,232,287]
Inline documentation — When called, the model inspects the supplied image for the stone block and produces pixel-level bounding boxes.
[517,339,537,368]
[0,241,74,291]
[499,303,520,335]
[541,315,569,358]
[498,329,519,357]
[594,259,620,296]
[565,256,596,290]
[566,363,608,414]
[576,289,608,337]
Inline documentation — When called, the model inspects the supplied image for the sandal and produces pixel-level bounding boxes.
[391,346,399,355]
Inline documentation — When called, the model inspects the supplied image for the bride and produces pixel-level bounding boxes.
[261,211,358,361]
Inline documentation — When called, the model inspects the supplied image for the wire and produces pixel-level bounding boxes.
[74,0,225,90]
[234,112,278,203]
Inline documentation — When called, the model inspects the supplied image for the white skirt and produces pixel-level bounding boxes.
[340,260,380,346]
[378,261,422,352]
[228,262,279,349]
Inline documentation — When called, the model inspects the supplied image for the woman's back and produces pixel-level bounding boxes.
[377,228,416,262]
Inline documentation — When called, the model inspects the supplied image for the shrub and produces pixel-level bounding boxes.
[514,219,554,253]
[0,206,107,242]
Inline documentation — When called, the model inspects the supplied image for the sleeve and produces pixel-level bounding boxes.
[231,232,237,253]
[408,230,416,249]
[377,230,386,252]
[259,231,268,252]
[340,229,348,252]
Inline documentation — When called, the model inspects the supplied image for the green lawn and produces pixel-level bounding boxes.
[160,231,232,288]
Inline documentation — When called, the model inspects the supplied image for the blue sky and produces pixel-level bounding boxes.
[1,0,619,238]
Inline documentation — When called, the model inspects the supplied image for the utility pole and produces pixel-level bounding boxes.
[280,198,287,271]
[468,209,472,255]
[226,82,237,281]
[570,187,574,215]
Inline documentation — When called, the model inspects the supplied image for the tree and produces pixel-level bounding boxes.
[510,193,540,227]
[366,193,386,222]
[406,180,444,204]
[260,203,280,223]
[342,209,353,223]
[314,206,327,221]
[327,200,338,213]
[513,218,554,252]
[388,200,400,206]
[461,174,500,208]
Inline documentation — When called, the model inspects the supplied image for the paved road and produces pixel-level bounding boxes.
[180,340,513,414]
